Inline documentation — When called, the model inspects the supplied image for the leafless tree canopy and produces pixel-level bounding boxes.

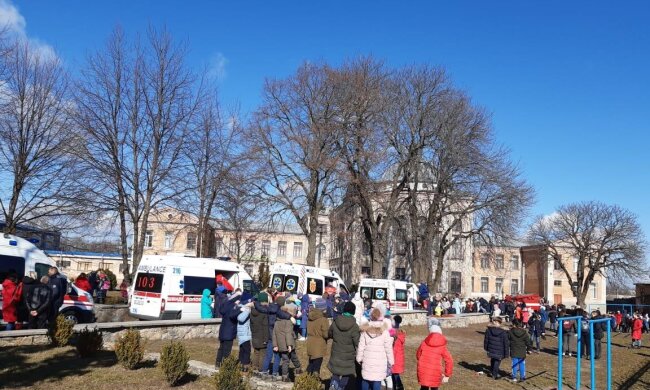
[0,38,85,233]
[528,201,647,306]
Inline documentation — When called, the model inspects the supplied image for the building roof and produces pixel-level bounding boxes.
[0,221,59,235]
[45,250,122,259]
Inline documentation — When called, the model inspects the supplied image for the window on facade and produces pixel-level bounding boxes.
[164,231,173,250]
[261,240,271,257]
[293,242,303,258]
[511,279,519,294]
[229,240,238,256]
[495,255,504,269]
[554,280,562,286]
[449,271,462,294]
[56,260,71,268]
[317,244,326,261]
[554,255,562,270]
[382,267,387,278]
[573,256,579,273]
[215,239,223,255]
[480,254,489,268]
[452,220,462,233]
[245,239,255,257]
[495,278,503,294]
[395,267,406,280]
[244,264,254,276]
[591,283,597,299]
[511,255,519,270]
[471,276,475,292]
[277,241,287,257]
[79,262,92,271]
[145,230,153,248]
[480,277,489,293]
[361,266,371,276]
[362,241,370,255]
[186,232,197,251]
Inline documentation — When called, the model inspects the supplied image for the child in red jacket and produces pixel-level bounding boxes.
[631,313,643,348]
[417,319,453,390]
[390,315,406,390]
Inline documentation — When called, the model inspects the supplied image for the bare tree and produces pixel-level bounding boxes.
[0,38,83,233]
[247,63,340,266]
[75,27,200,280]
[528,201,646,306]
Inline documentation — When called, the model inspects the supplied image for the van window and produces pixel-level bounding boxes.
[360,287,373,300]
[243,280,260,296]
[134,273,164,294]
[360,286,388,300]
[395,289,408,302]
[325,277,337,288]
[184,276,215,295]
[35,263,51,280]
[0,255,25,282]
[271,274,299,293]
[306,277,323,295]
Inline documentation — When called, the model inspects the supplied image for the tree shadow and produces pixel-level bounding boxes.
[476,330,486,335]
[176,372,200,386]
[0,346,117,387]
[618,360,650,390]
[458,360,510,378]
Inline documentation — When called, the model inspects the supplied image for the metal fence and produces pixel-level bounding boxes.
[588,303,650,315]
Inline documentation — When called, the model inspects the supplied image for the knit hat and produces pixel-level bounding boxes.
[314,298,328,311]
[257,292,268,303]
[275,296,286,307]
[240,292,253,305]
[428,317,441,329]
[429,324,442,334]
[343,301,356,315]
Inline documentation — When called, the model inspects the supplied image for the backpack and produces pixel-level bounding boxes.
[563,320,573,331]
[581,319,590,332]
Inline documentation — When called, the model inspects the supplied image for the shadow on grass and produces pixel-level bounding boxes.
[618,359,650,390]
[0,346,117,387]
[458,360,511,378]
[176,372,200,386]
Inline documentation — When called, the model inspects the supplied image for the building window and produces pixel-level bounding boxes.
[79,262,92,271]
[164,232,173,250]
[362,241,370,256]
[261,240,271,257]
[381,267,387,278]
[145,230,153,248]
[361,266,371,276]
[511,279,519,294]
[215,238,223,255]
[554,255,562,270]
[317,244,326,261]
[293,242,303,258]
[495,255,504,269]
[554,280,562,286]
[495,278,503,295]
[480,254,489,268]
[511,255,519,270]
[591,283,597,299]
[186,232,197,251]
[573,256,579,273]
[244,264,254,276]
[245,239,255,257]
[471,276,475,292]
[56,260,71,268]
[395,267,406,280]
[277,241,287,257]
[449,271,462,294]
[229,240,237,256]
[480,277,489,293]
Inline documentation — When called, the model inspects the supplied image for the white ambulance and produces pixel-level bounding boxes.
[129,255,257,320]
[358,278,419,311]
[269,263,348,300]
[0,234,95,324]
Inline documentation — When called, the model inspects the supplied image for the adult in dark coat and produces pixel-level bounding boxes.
[212,289,228,319]
[254,294,291,376]
[483,317,510,379]
[250,295,270,372]
[27,277,52,329]
[328,302,360,390]
[47,267,67,322]
[215,292,241,367]
[590,310,607,359]
[299,294,310,339]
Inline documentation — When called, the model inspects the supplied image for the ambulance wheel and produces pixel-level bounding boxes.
[61,309,80,325]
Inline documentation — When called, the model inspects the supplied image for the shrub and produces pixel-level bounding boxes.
[160,341,189,386]
[48,314,74,347]
[212,355,251,390]
[76,327,104,357]
[292,373,322,390]
[115,329,145,369]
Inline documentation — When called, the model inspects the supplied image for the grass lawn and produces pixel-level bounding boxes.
[1,323,648,389]
[146,323,650,390]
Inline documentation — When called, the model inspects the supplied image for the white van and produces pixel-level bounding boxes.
[269,263,348,300]
[0,234,95,324]
[129,255,257,320]
[358,278,419,311]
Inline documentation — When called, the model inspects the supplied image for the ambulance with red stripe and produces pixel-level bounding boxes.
[269,263,348,301]
[129,255,256,320]
[0,234,95,325]
[358,278,419,311]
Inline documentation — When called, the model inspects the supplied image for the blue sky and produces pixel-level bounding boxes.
[3,1,650,253]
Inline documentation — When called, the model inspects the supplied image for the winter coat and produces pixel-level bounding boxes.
[218,297,239,341]
[47,274,67,309]
[74,277,92,293]
[2,279,21,322]
[392,329,406,374]
[452,298,462,314]
[28,282,52,316]
[250,306,269,349]
[509,328,532,359]
[417,332,453,388]
[18,277,36,322]
[300,296,310,330]
[528,317,543,337]
[213,291,228,319]
[356,320,394,381]
[484,324,510,359]
[272,317,295,352]
[328,314,361,376]
[200,289,213,319]
[306,309,329,358]
[418,283,430,300]
[632,318,643,340]
[351,295,365,324]
[237,307,252,345]
[253,301,290,339]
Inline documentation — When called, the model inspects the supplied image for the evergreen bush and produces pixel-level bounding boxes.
[76,327,104,357]
[292,373,322,390]
[48,314,74,347]
[115,329,145,369]
[211,355,251,390]
[160,341,189,386]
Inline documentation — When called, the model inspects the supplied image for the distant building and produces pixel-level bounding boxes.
[471,244,523,299]
[45,250,127,281]
[635,282,650,307]
[1,221,61,251]
[520,245,607,307]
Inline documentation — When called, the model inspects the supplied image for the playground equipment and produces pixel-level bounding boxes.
[557,316,612,390]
